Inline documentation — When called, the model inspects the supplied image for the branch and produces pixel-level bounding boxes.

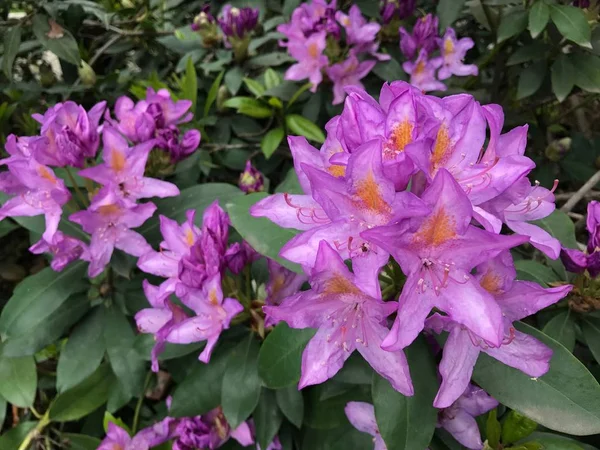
[561,170,600,213]
[555,190,600,201]
[82,20,175,37]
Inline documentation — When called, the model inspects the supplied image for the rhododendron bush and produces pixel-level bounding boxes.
[0,1,599,450]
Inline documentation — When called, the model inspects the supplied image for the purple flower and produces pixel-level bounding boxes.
[192,4,216,31]
[218,5,259,39]
[437,385,498,450]
[380,0,416,24]
[344,402,387,450]
[336,6,380,47]
[239,161,265,193]
[560,201,600,277]
[99,420,176,450]
[426,252,571,408]
[434,28,478,80]
[399,14,439,59]
[278,0,339,41]
[79,127,180,201]
[31,101,106,168]
[224,241,259,274]
[69,185,155,277]
[0,140,70,242]
[265,259,308,326]
[265,241,413,394]
[29,232,87,272]
[284,31,329,92]
[167,275,243,363]
[362,169,528,352]
[403,49,446,92]
[326,55,376,105]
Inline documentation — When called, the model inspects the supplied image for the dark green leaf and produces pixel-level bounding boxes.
[543,311,576,352]
[473,322,600,435]
[204,71,225,117]
[104,307,146,397]
[3,26,21,79]
[248,52,294,67]
[372,58,405,82]
[0,397,5,433]
[254,389,283,450]
[180,56,198,113]
[507,42,549,66]
[582,319,600,366]
[31,14,81,65]
[285,114,325,143]
[226,194,302,273]
[549,5,592,48]
[261,127,284,159]
[301,423,374,450]
[0,292,89,357]
[570,54,600,94]
[243,78,266,97]
[258,323,316,388]
[276,385,304,428]
[533,210,579,249]
[225,66,244,95]
[170,345,232,417]
[304,383,370,429]
[487,409,501,449]
[437,0,466,30]
[224,97,273,118]
[56,306,106,393]
[222,334,262,428]
[287,83,312,107]
[551,54,575,102]
[0,262,87,339]
[140,183,242,245]
[528,431,597,450]
[529,1,550,38]
[502,410,538,444]
[275,169,303,195]
[0,356,36,407]
[517,61,546,100]
[62,434,102,450]
[50,363,115,422]
[372,336,438,450]
[264,69,282,90]
[0,421,37,450]
[515,260,556,287]
[497,9,528,43]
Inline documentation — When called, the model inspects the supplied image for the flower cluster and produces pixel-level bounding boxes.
[345,384,498,450]
[135,202,258,371]
[191,4,259,60]
[99,405,279,450]
[401,14,478,92]
[561,201,600,277]
[278,0,389,104]
[0,88,200,279]
[380,0,416,25]
[252,81,572,409]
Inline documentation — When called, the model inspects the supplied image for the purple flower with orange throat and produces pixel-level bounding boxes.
[403,49,446,92]
[561,201,600,277]
[284,31,329,92]
[29,231,87,272]
[434,28,479,80]
[326,55,376,105]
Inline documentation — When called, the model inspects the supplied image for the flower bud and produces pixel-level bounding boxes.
[78,61,96,86]
[545,137,571,162]
[238,161,264,193]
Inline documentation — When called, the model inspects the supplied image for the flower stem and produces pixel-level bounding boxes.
[18,410,50,450]
[132,371,153,434]
[64,167,89,208]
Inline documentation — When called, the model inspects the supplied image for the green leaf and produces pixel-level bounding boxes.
[0,292,89,357]
[225,66,244,95]
[254,389,283,450]
[304,383,370,429]
[204,70,225,117]
[3,26,21,79]
[56,307,106,393]
[264,69,282,90]
[261,127,285,159]
[103,411,131,434]
[0,397,5,433]
[258,323,316,388]
[31,14,81,65]
[0,421,37,450]
[582,318,600,366]
[515,260,556,287]
[0,262,87,340]
[437,0,466,30]
[507,42,549,66]
[497,9,528,43]
[170,345,232,417]
[473,322,600,435]
[224,97,273,118]
[180,56,198,113]
[0,356,36,407]
[275,169,303,195]
[243,78,266,97]
[570,54,600,94]
[502,410,538,444]
[61,434,102,450]
[372,336,438,450]
[287,83,312,108]
[285,114,325,143]
[225,194,302,273]
[528,431,598,450]
[549,5,592,48]
[372,58,405,82]
[248,52,294,67]
[529,1,550,39]
[222,334,262,428]
[104,307,146,397]
[301,423,374,450]
[533,210,579,249]
[276,385,304,428]
[543,311,576,352]
[50,363,115,422]
[551,55,575,102]
[486,409,501,449]
[517,61,547,100]
[140,183,243,245]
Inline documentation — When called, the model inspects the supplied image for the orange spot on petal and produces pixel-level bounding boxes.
[414,60,426,75]
[97,204,121,216]
[110,149,127,172]
[444,38,454,54]
[431,124,451,171]
[308,43,319,59]
[37,166,56,184]
[355,171,391,214]
[479,271,503,295]
[390,120,413,153]
[323,275,361,296]
[412,207,457,247]
[327,164,346,178]
[184,228,195,247]
[209,289,219,305]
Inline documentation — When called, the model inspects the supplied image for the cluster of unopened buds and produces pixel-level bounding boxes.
[278,0,390,104]
[250,81,572,448]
